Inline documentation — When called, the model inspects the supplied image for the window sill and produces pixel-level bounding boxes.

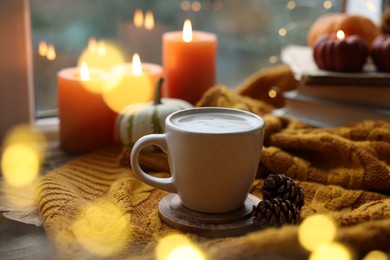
[34,117,59,142]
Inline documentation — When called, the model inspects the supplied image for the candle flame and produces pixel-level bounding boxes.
[80,62,90,81]
[88,37,97,52]
[336,30,345,40]
[97,41,106,56]
[133,9,144,28]
[183,19,192,42]
[46,44,56,60]
[366,1,376,13]
[38,41,48,56]
[144,11,154,30]
[132,53,142,76]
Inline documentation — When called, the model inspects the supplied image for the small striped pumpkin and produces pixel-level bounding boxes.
[116,78,192,147]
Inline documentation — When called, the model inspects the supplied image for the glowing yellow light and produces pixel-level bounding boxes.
[192,1,202,12]
[287,1,296,9]
[278,28,287,37]
[38,41,48,56]
[88,37,97,52]
[181,0,191,11]
[46,44,56,60]
[131,53,142,76]
[103,61,161,113]
[183,19,193,43]
[72,199,131,257]
[167,245,205,260]
[1,144,40,187]
[1,124,45,188]
[133,8,144,28]
[337,30,345,40]
[366,1,376,13]
[298,214,337,252]
[156,234,205,260]
[144,11,155,30]
[97,41,106,56]
[323,0,333,9]
[268,89,277,98]
[78,40,126,72]
[309,242,352,260]
[363,250,388,260]
[80,62,90,81]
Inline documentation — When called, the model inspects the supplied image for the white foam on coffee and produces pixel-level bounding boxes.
[171,112,260,133]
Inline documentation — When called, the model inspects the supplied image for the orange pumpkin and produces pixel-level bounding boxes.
[307,13,381,50]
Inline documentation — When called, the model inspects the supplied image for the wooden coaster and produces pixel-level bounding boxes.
[158,193,261,237]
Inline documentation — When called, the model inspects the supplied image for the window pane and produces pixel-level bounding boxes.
[30,0,341,118]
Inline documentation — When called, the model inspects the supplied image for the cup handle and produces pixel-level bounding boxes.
[130,134,177,193]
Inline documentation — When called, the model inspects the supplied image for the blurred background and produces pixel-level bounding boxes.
[30,0,345,118]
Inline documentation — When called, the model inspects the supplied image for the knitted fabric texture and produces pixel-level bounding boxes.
[37,66,390,259]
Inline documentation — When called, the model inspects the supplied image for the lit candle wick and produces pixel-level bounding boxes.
[183,19,193,43]
[336,30,345,40]
[80,62,90,81]
[132,53,142,76]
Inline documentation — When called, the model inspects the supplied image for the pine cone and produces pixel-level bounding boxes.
[252,198,300,228]
[261,174,304,210]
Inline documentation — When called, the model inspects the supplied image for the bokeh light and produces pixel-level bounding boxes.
[77,40,125,94]
[1,144,40,187]
[298,214,337,252]
[310,242,352,260]
[46,44,56,60]
[192,1,202,12]
[1,124,46,188]
[133,8,144,28]
[144,11,155,30]
[278,27,287,37]
[363,250,389,260]
[38,40,48,56]
[181,0,191,11]
[213,0,223,10]
[102,52,162,113]
[323,0,332,9]
[287,1,296,10]
[268,55,278,64]
[78,40,125,72]
[72,199,131,257]
[268,89,277,98]
[156,233,205,260]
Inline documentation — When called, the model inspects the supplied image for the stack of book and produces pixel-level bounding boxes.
[275,45,390,127]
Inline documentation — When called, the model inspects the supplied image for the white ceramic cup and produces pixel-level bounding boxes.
[130,107,265,213]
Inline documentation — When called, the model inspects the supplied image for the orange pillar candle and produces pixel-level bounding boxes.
[58,64,115,152]
[163,19,217,105]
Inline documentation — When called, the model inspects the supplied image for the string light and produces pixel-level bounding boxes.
[323,0,333,9]
[181,0,191,11]
[287,1,296,10]
[191,1,202,12]
[278,28,287,37]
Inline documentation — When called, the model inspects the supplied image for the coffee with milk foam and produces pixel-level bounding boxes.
[171,111,261,133]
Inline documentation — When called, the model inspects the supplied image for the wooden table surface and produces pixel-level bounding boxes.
[0,142,81,259]
[0,214,52,259]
